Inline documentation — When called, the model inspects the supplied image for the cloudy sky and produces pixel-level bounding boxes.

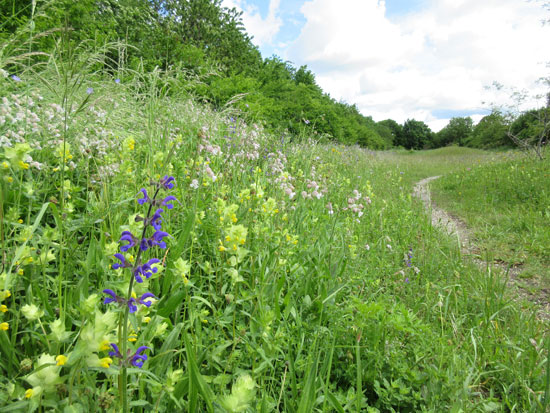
[221,0,550,131]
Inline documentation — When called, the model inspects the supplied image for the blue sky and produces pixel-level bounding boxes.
[222,0,549,131]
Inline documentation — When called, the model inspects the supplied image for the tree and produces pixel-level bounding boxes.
[435,117,473,147]
[507,102,550,159]
[465,111,510,148]
[401,119,433,149]
[378,119,403,147]
[489,79,550,159]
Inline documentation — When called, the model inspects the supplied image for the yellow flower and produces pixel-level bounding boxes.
[143,316,151,324]
[128,332,137,342]
[6,177,13,183]
[99,357,113,368]
[0,322,8,331]
[218,244,226,252]
[18,160,29,170]
[99,340,110,351]
[25,389,33,399]
[1,161,8,169]
[18,268,24,275]
[0,305,7,313]
[55,355,68,366]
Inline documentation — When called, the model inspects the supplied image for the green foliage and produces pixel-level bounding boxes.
[434,116,473,147]
[400,119,434,149]
[465,111,511,148]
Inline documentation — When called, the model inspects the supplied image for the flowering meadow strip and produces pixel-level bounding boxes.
[0,71,547,412]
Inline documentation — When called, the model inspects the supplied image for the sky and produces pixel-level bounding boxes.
[220,0,550,131]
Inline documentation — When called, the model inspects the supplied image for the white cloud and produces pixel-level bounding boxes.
[222,0,283,47]
[287,0,550,131]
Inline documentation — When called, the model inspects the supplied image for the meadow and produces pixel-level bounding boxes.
[0,62,549,412]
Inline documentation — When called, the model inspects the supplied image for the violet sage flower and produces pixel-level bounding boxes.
[160,176,175,190]
[139,293,156,307]
[120,231,138,252]
[137,189,150,205]
[112,253,132,270]
[133,258,161,283]
[130,346,149,368]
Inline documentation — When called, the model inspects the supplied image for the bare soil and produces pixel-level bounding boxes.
[413,176,550,321]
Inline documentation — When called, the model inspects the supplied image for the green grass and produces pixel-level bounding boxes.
[0,42,548,412]
[430,151,550,285]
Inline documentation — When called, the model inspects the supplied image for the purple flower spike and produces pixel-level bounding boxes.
[137,189,150,205]
[128,297,138,313]
[160,176,175,190]
[130,346,150,368]
[139,292,156,307]
[109,343,122,359]
[161,195,177,209]
[120,231,138,252]
[112,253,131,270]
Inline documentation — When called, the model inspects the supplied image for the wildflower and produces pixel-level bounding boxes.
[21,303,44,321]
[115,78,121,84]
[133,258,161,283]
[190,179,199,189]
[25,389,33,398]
[0,304,7,313]
[109,343,123,359]
[140,230,169,251]
[109,343,150,368]
[149,209,164,230]
[50,319,71,342]
[0,322,8,330]
[55,355,68,366]
[26,354,61,390]
[119,231,138,252]
[86,87,93,94]
[130,346,149,368]
[99,357,113,368]
[11,75,21,82]
[161,195,177,209]
[139,292,156,307]
[112,253,132,270]
[137,189,150,205]
[160,175,175,190]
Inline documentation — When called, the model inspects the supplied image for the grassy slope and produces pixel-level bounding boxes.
[0,65,548,413]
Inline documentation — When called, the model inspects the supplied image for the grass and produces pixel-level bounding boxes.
[430,150,550,285]
[0,41,548,412]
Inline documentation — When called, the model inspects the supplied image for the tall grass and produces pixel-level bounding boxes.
[0,27,548,412]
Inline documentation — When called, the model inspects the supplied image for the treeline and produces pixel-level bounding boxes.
[384,108,548,150]
[2,0,547,149]
[1,0,389,148]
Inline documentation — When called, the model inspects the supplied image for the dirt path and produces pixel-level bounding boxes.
[414,176,550,321]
